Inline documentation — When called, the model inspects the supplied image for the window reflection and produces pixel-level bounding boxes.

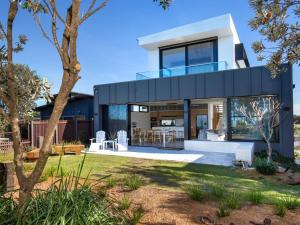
[230,96,279,141]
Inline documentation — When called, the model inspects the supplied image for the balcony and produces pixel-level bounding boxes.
[136,61,228,80]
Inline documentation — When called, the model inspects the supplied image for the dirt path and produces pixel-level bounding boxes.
[110,186,300,225]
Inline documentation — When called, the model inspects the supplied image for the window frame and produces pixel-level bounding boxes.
[229,95,280,142]
[159,37,218,77]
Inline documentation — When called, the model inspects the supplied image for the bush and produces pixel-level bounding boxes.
[124,174,144,190]
[274,201,287,217]
[0,154,129,225]
[118,195,132,210]
[225,192,242,210]
[209,183,225,200]
[255,157,276,175]
[184,184,206,202]
[282,196,299,210]
[216,202,230,217]
[128,207,144,225]
[106,177,118,188]
[247,190,263,205]
[0,195,17,224]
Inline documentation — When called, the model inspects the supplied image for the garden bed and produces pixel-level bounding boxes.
[53,144,84,155]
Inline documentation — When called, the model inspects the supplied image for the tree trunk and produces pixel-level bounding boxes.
[266,140,272,163]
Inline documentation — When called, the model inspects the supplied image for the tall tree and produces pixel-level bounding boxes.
[0,0,171,212]
[249,0,300,77]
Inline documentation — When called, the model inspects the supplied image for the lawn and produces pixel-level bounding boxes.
[1,153,299,203]
[41,154,299,203]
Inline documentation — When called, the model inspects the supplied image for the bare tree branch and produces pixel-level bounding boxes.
[79,0,109,25]
[33,14,54,45]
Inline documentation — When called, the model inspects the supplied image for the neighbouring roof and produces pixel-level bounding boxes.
[36,92,93,110]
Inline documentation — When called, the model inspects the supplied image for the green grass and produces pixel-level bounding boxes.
[4,154,300,203]
[184,184,206,201]
[0,152,14,163]
[118,195,132,210]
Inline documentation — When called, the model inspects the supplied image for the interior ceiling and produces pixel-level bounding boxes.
[131,98,226,106]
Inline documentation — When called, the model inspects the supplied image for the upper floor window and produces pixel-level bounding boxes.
[160,39,217,77]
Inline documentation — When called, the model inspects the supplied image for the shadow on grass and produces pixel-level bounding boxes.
[99,159,300,199]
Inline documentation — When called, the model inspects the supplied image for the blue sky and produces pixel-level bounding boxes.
[1,0,299,114]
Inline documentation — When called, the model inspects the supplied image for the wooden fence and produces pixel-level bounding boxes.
[0,140,31,153]
[30,119,93,147]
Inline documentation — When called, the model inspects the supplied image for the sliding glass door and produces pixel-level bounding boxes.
[160,39,217,77]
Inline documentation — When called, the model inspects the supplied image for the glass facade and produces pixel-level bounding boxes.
[188,42,215,74]
[230,96,279,141]
[104,105,128,134]
[161,47,186,77]
[160,40,216,77]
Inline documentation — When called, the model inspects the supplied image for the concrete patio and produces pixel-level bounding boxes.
[87,146,235,166]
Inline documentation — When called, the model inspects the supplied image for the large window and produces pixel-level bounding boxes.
[104,105,128,134]
[161,47,185,77]
[160,39,217,77]
[230,96,279,141]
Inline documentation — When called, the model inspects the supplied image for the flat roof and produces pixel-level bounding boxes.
[137,14,240,49]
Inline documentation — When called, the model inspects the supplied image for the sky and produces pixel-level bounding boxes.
[0,0,299,114]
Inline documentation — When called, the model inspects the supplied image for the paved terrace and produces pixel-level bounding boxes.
[88,146,235,167]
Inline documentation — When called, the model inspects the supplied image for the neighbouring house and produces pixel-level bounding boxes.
[32,92,94,147]
[36,92,94,120]
[93,14,294,160]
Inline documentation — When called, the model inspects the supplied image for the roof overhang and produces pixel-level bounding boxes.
[137,14,240,50]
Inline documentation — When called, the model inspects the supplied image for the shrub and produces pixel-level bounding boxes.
[106,177,118,188]
[209,183,225,200]
[216,202,230,217]
[184,184,206,202]
[255,157,276,175]
[274,201,287,217]
[124,174,144,190]
[282,196,299,210]
[118,195,132,210]
[0,195,17,224]
[247,190,263,205]
[128,207,144,225]
[39,166,57,182]
[0,154,129,225]
[225,192,242,210]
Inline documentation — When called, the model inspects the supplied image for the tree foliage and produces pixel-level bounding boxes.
[249,0,300,77]
[0,64,51,123]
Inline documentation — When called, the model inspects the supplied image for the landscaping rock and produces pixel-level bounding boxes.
[276,165,288,173]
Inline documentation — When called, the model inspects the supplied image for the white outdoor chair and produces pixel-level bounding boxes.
[89,130,106,151]
[115,130,129,151]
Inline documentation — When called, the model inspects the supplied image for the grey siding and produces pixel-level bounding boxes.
[94,65,294,157]
[95,66,284,104]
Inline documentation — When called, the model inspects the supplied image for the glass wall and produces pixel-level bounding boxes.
[160,40,217,77]
[161,47,185,77]
[230,96,279,141]
[188,42,215,74]
[103,105,128,135]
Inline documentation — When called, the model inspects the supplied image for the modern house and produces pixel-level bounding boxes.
[36,92,94,120]
[93,14,294,160]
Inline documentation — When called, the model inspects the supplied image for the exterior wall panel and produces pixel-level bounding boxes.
[135,80,149,102]
[233,68,251,96]
[179,75,196,99]
[116,82,129,104]
[156,78,171,101]
[205,72,224,98]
